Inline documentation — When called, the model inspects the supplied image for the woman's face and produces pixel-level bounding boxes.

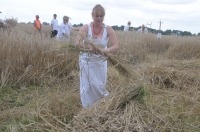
[92,9,104,24]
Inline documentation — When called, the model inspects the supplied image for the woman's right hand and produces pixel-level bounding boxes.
[87,44,100,54]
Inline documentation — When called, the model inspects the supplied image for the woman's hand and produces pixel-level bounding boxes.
[87,44,100,54]
[74,42,84,49]
[101,48,110,54]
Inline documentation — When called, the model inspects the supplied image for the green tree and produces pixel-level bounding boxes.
[120,25,125,31]
[181,31,192,36]
[42,22,49,25]
[164,29,172,35]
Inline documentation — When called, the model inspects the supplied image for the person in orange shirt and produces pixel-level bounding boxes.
[34,15,42,32]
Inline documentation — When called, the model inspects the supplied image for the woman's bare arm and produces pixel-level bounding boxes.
[106,26,119,52]
[75,24,88,47]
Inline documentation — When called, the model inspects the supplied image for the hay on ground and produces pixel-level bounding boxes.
[65,80,145,131]
[144,61,200,90]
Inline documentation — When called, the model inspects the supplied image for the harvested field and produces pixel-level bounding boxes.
[0,24,200,131]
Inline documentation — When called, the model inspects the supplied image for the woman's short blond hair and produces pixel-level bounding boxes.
[92,4,105,16]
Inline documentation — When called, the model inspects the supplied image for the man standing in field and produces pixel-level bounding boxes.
[124,21,131,31]
[34,15,42,33]
[51,14,58,38]
[57,16,72,42]
[137,24,148,33]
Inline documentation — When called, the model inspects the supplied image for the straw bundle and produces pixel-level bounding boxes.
[65,81,144,131]
[56,36,137,79]
[84,39,136,78]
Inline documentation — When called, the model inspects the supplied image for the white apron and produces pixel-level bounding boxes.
[79,23,109,108]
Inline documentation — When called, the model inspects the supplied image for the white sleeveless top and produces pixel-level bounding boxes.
[80,23,109,62]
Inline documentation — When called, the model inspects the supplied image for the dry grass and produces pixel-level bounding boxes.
[167,36,200,59]
[145,60,200,90]
[65,79,145,131]
[0,26,78,87]
[0,24,200,131]
[0,18,17,32]
[4,18,18,27]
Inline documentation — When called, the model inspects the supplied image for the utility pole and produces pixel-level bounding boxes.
[146,22,152,29]
[157,19,163,60]
[146,22,152,33]
[158,19,163,32]
[157,19,163,37]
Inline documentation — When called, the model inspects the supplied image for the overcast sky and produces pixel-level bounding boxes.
[0,0,200,34]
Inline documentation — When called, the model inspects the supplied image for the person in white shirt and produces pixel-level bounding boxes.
[137,24,148,33]
[124,21,131,31]
[51,14,58,38]
[57,16,72,42]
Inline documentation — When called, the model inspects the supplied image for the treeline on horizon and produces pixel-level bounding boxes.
[74,23,199,36]
[73,23,199,36]
[111,25,197,36]
[26,22,199,36]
